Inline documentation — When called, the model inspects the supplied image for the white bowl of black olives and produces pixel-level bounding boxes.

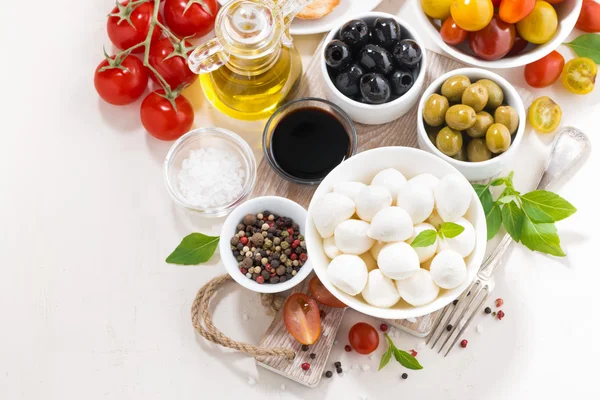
[321,12,427,125]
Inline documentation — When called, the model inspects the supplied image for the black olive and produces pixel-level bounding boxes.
[359,73,391,104]
[324,40,352,69]
[358,44,394,75]
[334,63,364,97]
[371,18,402,49]
[392,39,422,68]
[389,68,414,96]
[339,19,370,50]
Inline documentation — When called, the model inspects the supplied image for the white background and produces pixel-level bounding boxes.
[1,0,600,399]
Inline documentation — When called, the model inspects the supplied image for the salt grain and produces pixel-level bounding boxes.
[476,324,484,333]
[361,364,370,372]
[178,147,246,208]
[280,384,286,391]
[247,376,256,386]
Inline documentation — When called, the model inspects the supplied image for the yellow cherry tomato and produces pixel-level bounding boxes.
[561,57,597,95]
[528,96,562,134]
[450,0,494,32]
[516,1,558,44]
[421,0,453,20]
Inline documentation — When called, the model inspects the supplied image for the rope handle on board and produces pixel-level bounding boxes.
[191,274,296,361]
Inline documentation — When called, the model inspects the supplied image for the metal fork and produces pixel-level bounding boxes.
[426,127,591,356]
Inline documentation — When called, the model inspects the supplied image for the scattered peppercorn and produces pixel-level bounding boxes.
[344,345,352,352]
[240,236,248,245]
[401,373,408,379]
[460,339,468,348]
[446,324,453,331]
[301,344,309,352]
[484,307,492,314]
[319,310,326,319]
[410,350,417,357]
[325,370,333,378]
[497,310,505,320]
[495,298,504,308]
[301,363,310,371]
[380,323,389,332]
[336,367,343,374]
[334,361,341,368]
[310,353,316,359]
[492,311,496,317]
[256,276,264,284]
[453,299,459,306]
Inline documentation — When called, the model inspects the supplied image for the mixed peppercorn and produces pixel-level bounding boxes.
[230,211,308,284]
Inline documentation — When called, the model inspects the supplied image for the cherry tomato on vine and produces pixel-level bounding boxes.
[561,57,598,95]
[576,0,600,33]
[499,0,535,24]
[107,1,163,53]
[524,50,564,88]
[469,14,516,61]
[528,96,562,134]
[283,293,321,345]
[94,55,148,105]
[140,91,194,140]
[348,323,379,355]
[164,0,219,38]
[450,0,494,32]
[440,16,468,46]
[308,276,347,308]
[149,38,197,89]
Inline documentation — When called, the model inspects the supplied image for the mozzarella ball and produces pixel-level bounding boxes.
[334,220,374,255]
[409,173,439,191]
[323,236,341,259]
[370,241,386,261]
[434,174,472,222]
[333,181,367,202]
[359,251,378,272]
[362,269,401,308]
[427,208,444,229]
[355,185,393,222]
[429,250,467,289]
[327,254,368,296]
[367,207,413,242]
[438,217,476,258]
[406,222,438,263]
[378,242,420,280]
[396,181,435,224]
[312,192,356,238]
[395,269,440,307]
[371,168,407,200]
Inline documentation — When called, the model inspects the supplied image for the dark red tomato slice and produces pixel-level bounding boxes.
[309,276,347,308]
[148,38,198,89]
[283,293,321,345]
[440,16,468,46]
[107,1,162,53]
[348,322,379,355]
[469,14,516,61]
[94,55,148,105]
[524,50,565,88]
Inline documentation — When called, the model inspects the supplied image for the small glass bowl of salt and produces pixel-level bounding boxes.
[164,127,257,217]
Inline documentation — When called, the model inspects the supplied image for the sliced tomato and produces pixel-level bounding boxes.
[561,57,597,95]
[528,96,562,134]
[309,276,347,308]
[283,293,321,345]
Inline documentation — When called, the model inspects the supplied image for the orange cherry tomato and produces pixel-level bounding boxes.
[524,50,565,88]
[309,276,347,308]
[576,0,600,33]
[450,0,494,32]
[283,293,321,345]
[440,15,468,45]
[348,322,380,355]
[499,0,536,23]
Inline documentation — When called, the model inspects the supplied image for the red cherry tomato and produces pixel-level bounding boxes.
[107,1,162,53]
[94,55,148,105]
[163,0,219,38]
[440,16,468,45]
[524,50,565,88]
[469,14,516,61]
[499,0,535,23]
[283,293,321,345]
[577,0,600,33]
[348,322,379,355]
[140,91,194,140]
[309,276,347,308]
[506,33,530,56]
[148,38,198,89]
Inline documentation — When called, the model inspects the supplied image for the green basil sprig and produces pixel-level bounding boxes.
[166,233,220,265]
[565,34,600,64]
[411,222,465,248]
[379,334,423,371]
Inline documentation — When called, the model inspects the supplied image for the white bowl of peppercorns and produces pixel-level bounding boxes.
[219,196,312,294]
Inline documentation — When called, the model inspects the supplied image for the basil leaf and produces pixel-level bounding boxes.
[565,34,600,64]
[473,184,494,213]
[379,347,393,371]
[439,222,465,239]
[497,195,518,204]
[486,202,502,240]
[490,178,505,186]
[501,201,524,242]
[166,233,220,265]
[410,230,437,248]
[520,219,566,257]
[393,349,423,370]
[521,190,577,223]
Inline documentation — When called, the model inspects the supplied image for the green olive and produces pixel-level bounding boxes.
[453,141,468,162]
[477,79,504,109]
[445,104,476,131]
[461,83,489,112]
[494,106,519,135]
[436,126,463,157]
[423,94,450,127]
[486,123,512,154]
[467,138,492,162]
[466,111,494,138]
[441,75,471,103]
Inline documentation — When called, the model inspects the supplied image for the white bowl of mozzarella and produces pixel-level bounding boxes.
[306,147,487,319]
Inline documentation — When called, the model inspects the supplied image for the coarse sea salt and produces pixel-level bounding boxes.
[178,147,246,208]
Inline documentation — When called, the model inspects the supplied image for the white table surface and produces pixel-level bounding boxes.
[2,0,600,399]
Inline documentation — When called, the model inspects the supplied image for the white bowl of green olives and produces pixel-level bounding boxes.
[417,68,525,182]
[321,12,427,125]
